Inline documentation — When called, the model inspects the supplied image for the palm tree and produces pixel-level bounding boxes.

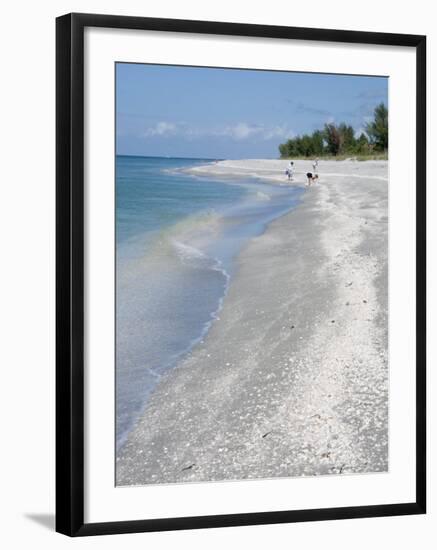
[365,103,388,151]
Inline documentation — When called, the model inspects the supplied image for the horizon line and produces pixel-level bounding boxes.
[116,153,279,161]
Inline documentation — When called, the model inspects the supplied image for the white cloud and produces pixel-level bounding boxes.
[142,121,293,142]
[214,123,293,141]
[208,122,260,140]
[230,122,262,140]
[144,121,178,137]
[263,125,294,140]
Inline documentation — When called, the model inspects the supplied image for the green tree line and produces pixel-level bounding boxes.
[278,103,388,158]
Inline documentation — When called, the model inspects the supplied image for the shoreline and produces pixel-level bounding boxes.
[117,159,388,486]
[115,163,303,450]
[178,158,388,186]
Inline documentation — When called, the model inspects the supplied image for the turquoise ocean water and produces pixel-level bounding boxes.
[116,155,303,449]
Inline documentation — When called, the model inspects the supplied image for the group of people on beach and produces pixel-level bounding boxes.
[285,159,319,186]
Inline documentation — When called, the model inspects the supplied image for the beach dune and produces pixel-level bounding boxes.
[116,159,388,486]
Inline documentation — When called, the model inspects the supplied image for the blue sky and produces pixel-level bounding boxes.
[116,63,388,159]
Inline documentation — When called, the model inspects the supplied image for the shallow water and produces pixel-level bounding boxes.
[116,155,303,449]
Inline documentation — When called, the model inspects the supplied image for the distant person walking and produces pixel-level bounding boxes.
[286,161,294,181]
[312,158,319,174]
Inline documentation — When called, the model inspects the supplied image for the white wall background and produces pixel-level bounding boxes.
[0,0,434,548]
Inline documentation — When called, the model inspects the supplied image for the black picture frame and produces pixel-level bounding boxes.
[56,12,426,537]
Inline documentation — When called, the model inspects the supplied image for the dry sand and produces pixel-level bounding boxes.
[117,159,388,486]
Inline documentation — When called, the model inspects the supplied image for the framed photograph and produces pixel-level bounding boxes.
[56,13,426,536]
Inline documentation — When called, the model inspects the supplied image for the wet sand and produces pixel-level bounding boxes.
[117,159,388,486]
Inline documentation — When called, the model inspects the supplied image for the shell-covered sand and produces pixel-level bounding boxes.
[117,159,388,486]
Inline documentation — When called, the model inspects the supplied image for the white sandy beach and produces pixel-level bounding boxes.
[180,158,388,186]
[117,159,388,485]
